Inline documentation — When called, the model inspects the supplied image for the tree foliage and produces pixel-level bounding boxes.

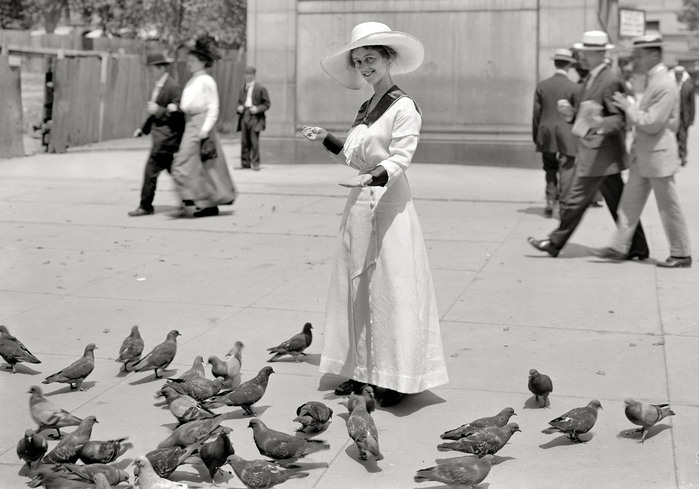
[0,0,42,29]
[678,0,699,30]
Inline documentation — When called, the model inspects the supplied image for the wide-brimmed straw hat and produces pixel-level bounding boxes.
[550,49,576,64]
[146,52,173,66]
[631,33,666,49]
[573,30,615,51]
[188,36,220,63]
[320,22,424,90]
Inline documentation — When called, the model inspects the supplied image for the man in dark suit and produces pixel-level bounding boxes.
[128,53,185,216]
[532,48,580,217]
[236,66,271,171]
[528,31,649,259]
[673,66,695,166]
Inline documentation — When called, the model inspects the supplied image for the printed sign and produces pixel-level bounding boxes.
[619,8,645,37]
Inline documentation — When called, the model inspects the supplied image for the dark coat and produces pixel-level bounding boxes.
[574,64,628,177]
[679,76,695,128]
[533,73,580,156]
[141,75,185,155]
[236,82,271,133]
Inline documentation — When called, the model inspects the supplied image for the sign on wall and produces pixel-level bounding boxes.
[619,8,645,37]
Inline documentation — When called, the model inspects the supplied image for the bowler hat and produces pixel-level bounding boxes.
[573,30,615,51]
[321,22,424,90]
[146,52,173,66]
[551,49,576,64]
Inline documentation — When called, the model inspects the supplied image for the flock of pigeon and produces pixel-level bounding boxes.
[0,322,678,488]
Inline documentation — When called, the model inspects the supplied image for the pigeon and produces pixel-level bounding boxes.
[43,343,97,391]
[116,325,144,372]
[134,455,190,489]
[43,415,99,464]
[93,473,113,489]
[208,341,244,388]
[43,463,130,485]
[26,468,95,489]
[161,386,214,424]
[157,412,234,449]
[227,454,309,489]
[342,385,377,414]
[159,376,225,402]
[624,398,675,443]
[132,329,180,378]
[547,400,603,442]
[199,431,235,481]
[17,428,48,469]
[294,401,333,431]
[78,436,132,464]
[203,366,274,415]
[178,355,206,381]
[267,322,312,362]
[415,454,495,488]
[528,369,553,407]
[28,385,83,438]
[441,407,517,440]
[346,395,382,461]
[437,423,521,457]
[0,324,41,373]
[249,418,330,466]
[145,444,200,478]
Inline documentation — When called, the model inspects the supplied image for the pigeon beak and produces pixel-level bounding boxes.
[516,428,522,432]
[513,412,518,416]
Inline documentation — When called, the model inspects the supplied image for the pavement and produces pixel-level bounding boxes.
[0,134,698,489]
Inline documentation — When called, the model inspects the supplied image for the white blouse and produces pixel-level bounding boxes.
[180,70,219,136]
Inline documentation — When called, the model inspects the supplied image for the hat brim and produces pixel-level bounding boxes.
[632,42,668,49]
[147,59,173,66]
[572,42,615,51]
[320,31,424,90]
[551,55,576,63]
[189,48,218,62]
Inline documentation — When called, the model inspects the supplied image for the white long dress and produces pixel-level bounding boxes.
[319,95,449,394]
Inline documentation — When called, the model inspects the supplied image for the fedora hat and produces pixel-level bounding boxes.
[631,33,666,49]
[573,30,615,51]
[550,48,576,64]
[146,52,173,66]
[320,22,424,90]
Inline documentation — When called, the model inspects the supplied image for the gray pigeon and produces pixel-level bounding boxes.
[133,329,180,378]
[294,401,334,431]
[547,400,602,442]
[145,444,200,478]
[159,375,225,402]
[116,325,144,372]
[415,454,495,488]
[227,454,309,489]
[161,386,214,424]
[0,325,41,373]
[267,322,312,362]
[17,429,48,469]
[43,415,99,464]
[342,385,377,414]
[346,395,382,461]
[203,366,274,415]
[44,462,130,486]
[199,431,235,481]
[528,369,553,407]
[437,423,521,457]
[26,468,94,489]
[249,418,330,466]
[208,341,243,388]
[93,472,114,489]
[157,412,234,449]
[178,355,206,381]
[78,436,132,464]
[624,398,675,443]
[441,407,517,440]
[43,343,97,390]
[28,385,83,438]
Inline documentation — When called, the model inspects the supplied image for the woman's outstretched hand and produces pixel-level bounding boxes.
[339,174,373,188]
[302,126,327,142]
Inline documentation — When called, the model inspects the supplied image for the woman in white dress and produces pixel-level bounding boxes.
[302,22,449,407]
[170,37,236,217]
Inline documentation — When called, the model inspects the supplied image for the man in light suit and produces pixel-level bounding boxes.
[673,65,695,166]
[236,66,271,171]
[598,35,692,268]
[532,49,580,217]
[528,31,649,259]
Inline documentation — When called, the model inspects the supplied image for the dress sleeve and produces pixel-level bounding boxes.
[201,76,220,137]
[379,98,421,185]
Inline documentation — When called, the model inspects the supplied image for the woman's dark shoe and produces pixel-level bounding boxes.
[193,206,219,218]
[379,389,405,407]
[334,379,363,396]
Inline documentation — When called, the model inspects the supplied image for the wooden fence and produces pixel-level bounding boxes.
[0,55,24,157]
[0,29,145,54]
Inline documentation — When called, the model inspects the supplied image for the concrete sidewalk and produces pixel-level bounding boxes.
[0,138,698,489]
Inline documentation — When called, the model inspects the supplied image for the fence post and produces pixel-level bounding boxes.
[98,53,109,141]
[0,55,25,157]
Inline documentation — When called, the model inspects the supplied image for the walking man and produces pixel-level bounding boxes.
[528,31,649,259]
[129,53,184,216]
[236,66,271,171]
[532,48,580,217]
[673,65,695,166]
[598,35,692,268]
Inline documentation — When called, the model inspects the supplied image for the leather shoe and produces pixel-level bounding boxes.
[656,256,692,268]
[193,206,219,218]
[593,247,626,261]
[527,237,560,257]
[334,379,363,396]
[626,250,649,261]
[379,389,405,408]
[128,207,153,217]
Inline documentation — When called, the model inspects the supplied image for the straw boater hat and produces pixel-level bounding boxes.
[146,52,173,66]
[320,22,425,90]
[550,48,576,64]
[573,30,615,51]
[631,33,666,49]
